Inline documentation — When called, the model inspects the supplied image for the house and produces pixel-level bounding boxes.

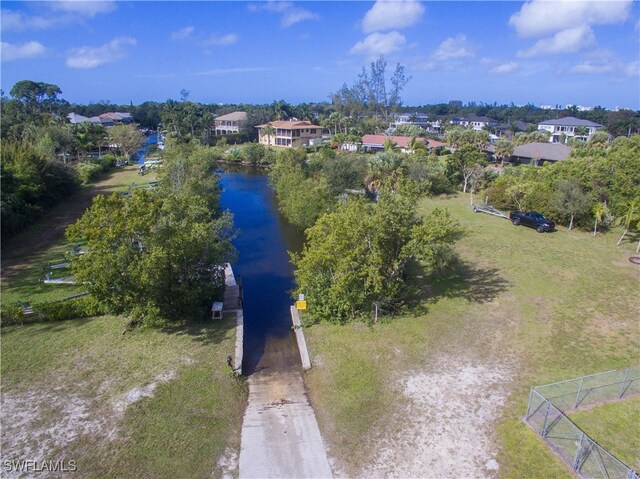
[360,135,446,153]
[458,116,498,131]
[495,120,531,136]
[392,112,431,128]
[67,111,133,127]
[537,117,603,143]
[256,120,325,147]
[509,142,573,165]
[214,111,247,135]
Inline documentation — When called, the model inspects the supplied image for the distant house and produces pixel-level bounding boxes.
[67,111,133,127]
[458,116,498,131]
[510,142,573,165]
[537,116,603,143]
[496,120,531,135]
[215,111,247,135]
[360,135,446,153]
[256,120,325,147]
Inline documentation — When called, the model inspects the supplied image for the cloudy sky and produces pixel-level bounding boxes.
[1,0,638,108]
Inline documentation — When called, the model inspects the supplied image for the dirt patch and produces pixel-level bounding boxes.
[1,368,177,476]
[353,359,512,479]
[113,369,177,413]
[215,447,239,479]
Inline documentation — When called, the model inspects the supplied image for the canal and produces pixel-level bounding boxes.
[218,170,305,375]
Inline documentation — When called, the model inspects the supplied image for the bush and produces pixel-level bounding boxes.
[0,296,107,327]
[77,162,105,184]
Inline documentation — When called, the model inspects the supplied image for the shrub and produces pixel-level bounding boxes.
[77,162,104,184]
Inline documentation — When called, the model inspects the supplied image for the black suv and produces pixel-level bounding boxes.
[509,211,555,233]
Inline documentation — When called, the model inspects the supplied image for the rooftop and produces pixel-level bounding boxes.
[538,116,603,128]
[512,142,573,162]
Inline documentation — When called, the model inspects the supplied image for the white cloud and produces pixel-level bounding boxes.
[171,26,194,41]
[361,0,425,33]
[509,0,631,38]
[570,49,620,74]
[1,2,116,32]
[248,1,320,28]
[0,41,46,62]
[203,33,239,47]
[431,34,475,61]
[350,31,407,57]
[517,25,595,57]
[490,62,519,74]
[49,1,116,17]
[625,61,639,77]
[66,36,136,69]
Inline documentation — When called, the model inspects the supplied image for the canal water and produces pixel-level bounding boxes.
[218,170,305,375]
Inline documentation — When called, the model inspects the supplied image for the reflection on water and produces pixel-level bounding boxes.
[218,170,304,375]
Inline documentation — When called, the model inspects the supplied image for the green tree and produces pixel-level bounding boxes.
[592,202,609,236]
[494,139,515,166]
[447,145,487,193]
[614,199,640,248]
[261,124,276,147]
[552,179,590,230]
[10,80,63,115]
[66,189,235,326]
[107,124,145,160]
[291,193,463,323]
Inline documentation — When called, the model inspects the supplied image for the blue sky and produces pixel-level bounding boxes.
[2,1,639,108]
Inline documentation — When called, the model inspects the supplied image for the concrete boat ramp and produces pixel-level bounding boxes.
[223,264,332,478]
[239,368,333,478]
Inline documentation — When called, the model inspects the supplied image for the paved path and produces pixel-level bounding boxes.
[239,366,333,479]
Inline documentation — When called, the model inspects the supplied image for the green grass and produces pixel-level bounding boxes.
[303,193,639,477]
[1,165,158,306]
[1,315,247,478]
[568,398,640,472]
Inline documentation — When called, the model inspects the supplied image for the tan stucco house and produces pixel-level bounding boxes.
[256,120,325,147]
[215,111,247,135]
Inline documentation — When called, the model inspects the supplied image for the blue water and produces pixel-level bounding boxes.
[136,133,158,164]
[219,171,304,374]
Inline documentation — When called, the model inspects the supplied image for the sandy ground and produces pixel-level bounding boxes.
[339,357,512,479]
[1,368,178,478]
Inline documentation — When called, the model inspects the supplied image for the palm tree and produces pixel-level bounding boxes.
[383,137,397,152]
[261,124,275,147]
[615,199,640,249]
[407,136,426,154]
[592,202,608,236]
[494,139,514,166]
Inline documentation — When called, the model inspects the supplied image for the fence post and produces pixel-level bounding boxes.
[574,377,584,409]
[572,432,585,471]
[620,368,629,398]
[541,400,552,437]
[525,387,534,420]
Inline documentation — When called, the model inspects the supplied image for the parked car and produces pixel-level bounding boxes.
[509,211,555,233]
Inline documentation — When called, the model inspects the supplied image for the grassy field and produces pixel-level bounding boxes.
[1,164,249,477]
[1,315,246,478]
[568,398,640,472]
[1,166,158,305]
[303,193,639,477]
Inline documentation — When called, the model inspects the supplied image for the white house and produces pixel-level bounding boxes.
[537,117,603,143]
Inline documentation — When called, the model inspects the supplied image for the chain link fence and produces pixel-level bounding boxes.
[525,368,639,479]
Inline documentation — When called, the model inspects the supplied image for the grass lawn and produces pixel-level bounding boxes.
[303,193,639,477]
[1,166,158,306]
[1,315,247,478]
[568,398,640,472]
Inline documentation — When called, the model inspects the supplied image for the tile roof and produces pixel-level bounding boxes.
[362,135,428,149]
[537,116,603,128]
[257,120,322,129]
[512,142,573,162]
[215,111,247,122]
